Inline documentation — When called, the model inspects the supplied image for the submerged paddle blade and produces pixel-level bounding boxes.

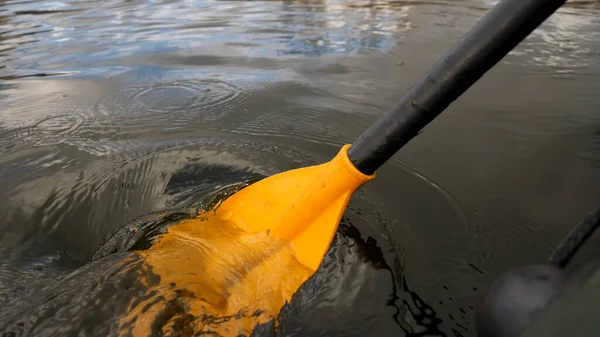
[209,144,375,271]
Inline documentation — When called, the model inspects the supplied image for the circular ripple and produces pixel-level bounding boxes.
[95,79,253,122]
[134,85,198,113]
[25,106,99,147]
[34,114,84,135]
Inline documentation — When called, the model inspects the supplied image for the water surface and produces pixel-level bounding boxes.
[1,0,600,336]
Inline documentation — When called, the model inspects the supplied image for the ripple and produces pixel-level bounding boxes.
[0,127,35,156]
[0,138,317,262]
[33,114,84,135]
[230,104,372,147]
[232,106,347,145]
[0,105,99,152]
[390,157,470,228]
[95,79,256,123]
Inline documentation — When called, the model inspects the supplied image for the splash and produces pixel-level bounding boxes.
[118,214,313,336]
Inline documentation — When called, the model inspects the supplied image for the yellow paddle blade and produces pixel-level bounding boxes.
[116,145,374,335]
[210,144,375,271]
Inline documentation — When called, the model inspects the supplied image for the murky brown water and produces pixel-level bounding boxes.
[1,0,600,336]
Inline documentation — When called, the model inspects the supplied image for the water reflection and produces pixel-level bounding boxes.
[470,0,600,72]
[1,0,598,80]
[0,0,414,79]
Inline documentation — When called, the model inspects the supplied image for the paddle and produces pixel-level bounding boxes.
[211,0,568,272]
[123,0,569,333]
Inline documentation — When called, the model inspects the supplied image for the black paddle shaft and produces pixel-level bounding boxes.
[348,0,567,175]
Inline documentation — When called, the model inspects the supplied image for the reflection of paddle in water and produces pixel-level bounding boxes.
[118,214,312,336]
